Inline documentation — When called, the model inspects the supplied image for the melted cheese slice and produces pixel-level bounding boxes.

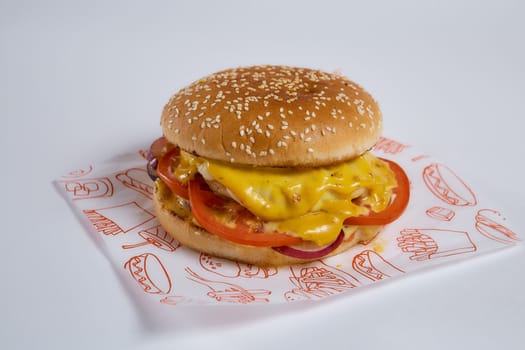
[191,152,397,246]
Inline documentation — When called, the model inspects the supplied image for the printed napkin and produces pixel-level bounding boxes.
[55,136,521,309]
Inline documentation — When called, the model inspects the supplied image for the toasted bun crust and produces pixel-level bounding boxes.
[161,65,382,167]
[153,185,381,266]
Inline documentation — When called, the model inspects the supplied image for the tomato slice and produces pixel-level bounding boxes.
[157,147,189,199]
[344,158,410,225]
[188,177,303,247]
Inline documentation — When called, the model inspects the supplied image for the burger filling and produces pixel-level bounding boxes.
[155,147,398,246]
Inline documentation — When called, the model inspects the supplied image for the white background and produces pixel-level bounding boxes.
[2,0,524,349]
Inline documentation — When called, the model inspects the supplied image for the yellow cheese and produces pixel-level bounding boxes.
[199,152,397,246]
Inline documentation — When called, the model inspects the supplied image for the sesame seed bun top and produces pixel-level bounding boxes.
[160,65,382,167]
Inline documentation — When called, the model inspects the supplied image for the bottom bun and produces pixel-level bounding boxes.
[153,185,382,266]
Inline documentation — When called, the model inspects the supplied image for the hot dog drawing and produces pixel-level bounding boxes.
[352,250,405,281]
[422,163,477,206]
[124,253,172,295]
[397,228,477,261]
[475,209,521,244]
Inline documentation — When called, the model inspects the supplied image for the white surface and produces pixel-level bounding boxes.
[2,0,524,349]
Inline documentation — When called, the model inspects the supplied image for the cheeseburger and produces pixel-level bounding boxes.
[147,65,409,266]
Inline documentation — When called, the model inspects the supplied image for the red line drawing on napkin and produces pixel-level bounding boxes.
[284,262,360,302]
[359,231,380,246]
[160,295,194,306]
[124,253,172,294]
[411,155,430,162]
[199,253,278,279]
[83,202,155,236]
[60,177,114,200]
[422,163,477,206]
[115,168,153,199]
[397,228,477,261]
[352,250,405,281]
[425,206,455,221]
[475,209,521,244]
[61,165,93,178]
[138,149,148,160]
[185,267,271,304]
[122,225,181,251]
[373,136,409,155]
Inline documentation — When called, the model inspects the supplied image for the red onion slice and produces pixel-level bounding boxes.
[147,157,158,181]
[272,230,345,259]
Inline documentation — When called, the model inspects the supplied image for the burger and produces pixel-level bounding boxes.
[147,65,410,266]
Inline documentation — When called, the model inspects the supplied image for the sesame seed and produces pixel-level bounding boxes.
[267,124,274,130]
[231,141,237,148]
[307,147,314,153]
[269,148,275,155]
